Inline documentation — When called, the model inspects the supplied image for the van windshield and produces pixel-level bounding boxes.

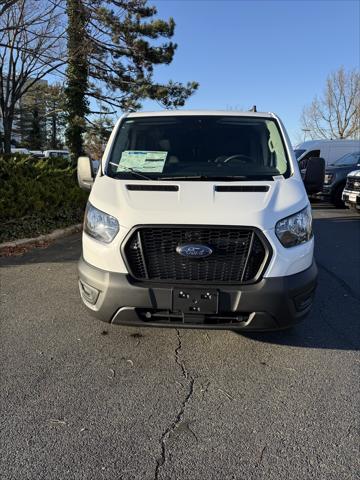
[331,152,360,166]
[106,116,290,180]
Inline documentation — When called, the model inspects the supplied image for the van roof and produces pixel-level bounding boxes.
[43,149,69,152]
[296,139,360,149]
[126,110,275,119]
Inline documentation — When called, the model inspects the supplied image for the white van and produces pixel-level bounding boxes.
[77,111,324,331]
[43,149,70,159]
[11,147,30,155]
[294,139,360,167]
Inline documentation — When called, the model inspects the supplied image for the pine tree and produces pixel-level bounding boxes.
[65,0,198,160]
[44,84,67,150]
[15,82,48,150]
[84,115,114,160]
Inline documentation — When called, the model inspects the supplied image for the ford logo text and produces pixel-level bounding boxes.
[176,244,213,258]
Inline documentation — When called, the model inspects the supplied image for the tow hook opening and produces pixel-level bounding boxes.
[79,280,100,305]
[293,288,315,312]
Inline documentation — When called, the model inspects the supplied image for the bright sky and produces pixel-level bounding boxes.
[142,0,360,144]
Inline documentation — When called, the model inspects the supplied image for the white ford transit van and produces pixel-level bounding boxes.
[77,111,324,331]
[294,139,360,167]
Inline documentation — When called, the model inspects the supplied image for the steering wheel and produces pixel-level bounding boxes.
[222,154,253,164]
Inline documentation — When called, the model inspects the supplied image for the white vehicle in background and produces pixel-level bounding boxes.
[294,139,360,167]
[43,149,70,159]
[11,147,31,155]
[29,150,44,158]
[76,110,325,332]
[342,170,360,212]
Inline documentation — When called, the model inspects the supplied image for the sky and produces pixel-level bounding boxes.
[141,0,360,144]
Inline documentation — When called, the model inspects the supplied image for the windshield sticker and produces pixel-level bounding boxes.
[117,150,167,173]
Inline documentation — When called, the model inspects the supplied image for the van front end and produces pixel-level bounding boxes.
[78,240,317,331]
[77,111,322,331]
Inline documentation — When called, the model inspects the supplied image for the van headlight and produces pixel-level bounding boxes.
[84,202,119,243]
[324,173,334,185]
[275,205,313,248]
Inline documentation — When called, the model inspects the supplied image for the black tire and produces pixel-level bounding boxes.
[331,182,346,208]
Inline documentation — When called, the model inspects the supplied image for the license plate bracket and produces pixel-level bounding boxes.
[172,288,219,314]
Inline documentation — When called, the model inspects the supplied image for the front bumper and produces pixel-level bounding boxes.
[342,190,360,210]
[78,257,318,331]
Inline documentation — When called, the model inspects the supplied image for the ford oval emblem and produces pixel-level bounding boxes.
[176,244,213,258]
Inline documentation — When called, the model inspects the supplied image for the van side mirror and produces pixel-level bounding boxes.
[77,156,94,191]
[303,157,325,194]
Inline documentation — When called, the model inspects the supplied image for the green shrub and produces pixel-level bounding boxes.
[0,155,88,242]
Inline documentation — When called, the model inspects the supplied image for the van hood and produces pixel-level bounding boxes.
[88,175,308,231]
[348,169,360,177]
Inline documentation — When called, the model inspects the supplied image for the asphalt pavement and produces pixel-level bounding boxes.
[1,202,359,480]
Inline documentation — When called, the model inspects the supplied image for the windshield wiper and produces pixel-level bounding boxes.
[113,166,153,181]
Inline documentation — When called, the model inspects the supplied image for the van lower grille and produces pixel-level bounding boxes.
[123,226,270,284]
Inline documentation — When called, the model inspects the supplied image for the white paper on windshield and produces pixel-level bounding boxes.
[117,150,168,173]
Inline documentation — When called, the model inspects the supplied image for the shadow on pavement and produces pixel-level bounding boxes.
[237,310,360,351]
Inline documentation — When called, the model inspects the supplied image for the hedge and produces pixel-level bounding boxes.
[0,155,88,242]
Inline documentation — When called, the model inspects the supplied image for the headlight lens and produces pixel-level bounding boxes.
[275,205,313,248]
[84,202,119,243]
[324,173,334,185]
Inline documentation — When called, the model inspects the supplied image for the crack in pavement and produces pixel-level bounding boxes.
[154,329,195,480]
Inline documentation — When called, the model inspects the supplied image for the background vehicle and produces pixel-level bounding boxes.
[342,170,360,212]
[43,149,70,159]
[321,152,360,206]
[77,111,324,332]
[295,139,360,168]
[11,147,30,155]
[29,150,44,158]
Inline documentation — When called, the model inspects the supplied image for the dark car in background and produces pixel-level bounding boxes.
[320,152,360,206]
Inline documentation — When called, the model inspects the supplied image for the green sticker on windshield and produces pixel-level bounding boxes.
[117,150,167,173]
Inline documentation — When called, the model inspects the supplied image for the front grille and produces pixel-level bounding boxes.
[123,226,270,284]
[345,177,360,192]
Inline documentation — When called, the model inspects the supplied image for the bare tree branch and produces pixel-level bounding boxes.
[0,0,66,152]
[301,67,360,140]
[0,0,18,17]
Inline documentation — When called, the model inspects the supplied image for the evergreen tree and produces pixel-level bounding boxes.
[15,82,48,150]
[84,114,114,160]
[44,84,67,150]
[25,107,43,150]
[65,0,198,160]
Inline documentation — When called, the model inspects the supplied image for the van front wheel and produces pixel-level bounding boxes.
[331,182,346,208]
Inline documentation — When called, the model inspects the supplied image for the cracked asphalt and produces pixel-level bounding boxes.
[1,202,359,480]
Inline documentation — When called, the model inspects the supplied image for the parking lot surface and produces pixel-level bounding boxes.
[1,203,359,480]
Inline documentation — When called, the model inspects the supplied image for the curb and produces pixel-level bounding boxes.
[0,224,82,256]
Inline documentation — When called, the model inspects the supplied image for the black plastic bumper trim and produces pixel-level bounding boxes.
[78,257,318,331]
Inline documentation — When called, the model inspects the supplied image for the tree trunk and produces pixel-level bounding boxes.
[51,113,57,149]
[3,117,13,154]
[65,0,89,163]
